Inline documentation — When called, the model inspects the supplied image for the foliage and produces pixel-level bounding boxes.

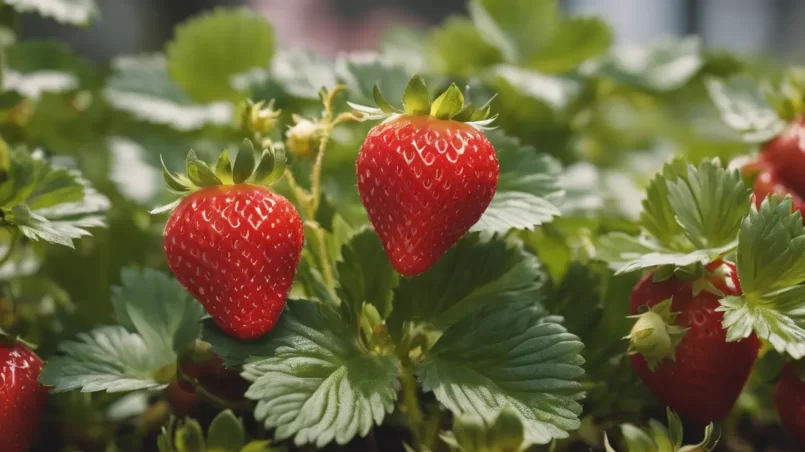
[2,0,804,451]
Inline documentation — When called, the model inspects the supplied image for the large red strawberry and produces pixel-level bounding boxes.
[353,75,499,276]
[758,118,805,195]
[774,363,805,446]
[0,341,48,452]
[155,140,303,340]
[743,149,805,217]
[626,260,760,424]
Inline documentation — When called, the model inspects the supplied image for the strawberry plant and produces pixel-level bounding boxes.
[4,0,805,451]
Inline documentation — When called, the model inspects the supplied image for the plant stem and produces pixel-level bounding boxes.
[309,124,332,216]
[305,220,336,297]
[0,230,17,269]
[176,364,251,412]
[399,363,424,448]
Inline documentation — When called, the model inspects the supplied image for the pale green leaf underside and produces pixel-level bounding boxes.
[705,75,786,143]
[589,37,703,92]
[388,233,543,340]
[468,0,558,63]
[420,300,585,446]
[111,268,205,364]
[596,232,735,274]
[104,55,233,131]
[719,291,805,359]
[272,50,338,100]
[39,326,168,392]
[213,300,399,448]
[472,132,563,234]
[4,0,97,25]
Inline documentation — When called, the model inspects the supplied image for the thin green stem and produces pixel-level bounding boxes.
[309,124,332,216]
[176,363,251,412]
[0,232,16,269]
[305,220,336,298]
[399,362,424,448]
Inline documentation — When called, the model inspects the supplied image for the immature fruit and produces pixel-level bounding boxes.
[628,261,760,424]
[164,185,304,340]
[353,75,500,276]
[0,342,48,452]
[774,363,805,446]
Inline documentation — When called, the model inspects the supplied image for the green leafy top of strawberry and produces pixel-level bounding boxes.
[604,408,720,452]
[348,73,498,130]
[596,157,750,275]
[151,138,287,214]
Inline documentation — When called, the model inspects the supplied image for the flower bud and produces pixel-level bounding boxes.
[286,115,324,159]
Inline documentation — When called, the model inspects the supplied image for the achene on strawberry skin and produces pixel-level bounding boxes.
[353,75,499,277]
[155,139,303,340]
[627,260,760,425]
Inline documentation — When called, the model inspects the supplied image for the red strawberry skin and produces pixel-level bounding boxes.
[0,342,48,452]
[774,363,805,446]
[743,158,805,216]
[629,262,760,424]
[356,116,499,276]
[760,118,805,196]
[164,185,304,340]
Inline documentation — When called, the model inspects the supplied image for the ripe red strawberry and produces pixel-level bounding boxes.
[774,363,805,446]
[627,261,760,424]
[156,140,303,340]
[0,341,48,452]
[759,118,805,195]
[354,76,499,276]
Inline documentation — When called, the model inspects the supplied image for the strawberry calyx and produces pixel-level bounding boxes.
[625,298,690,371]
[150,137,287,214]
[348,73,498,130]
[0,326,37,350]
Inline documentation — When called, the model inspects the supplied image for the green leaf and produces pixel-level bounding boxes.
[336,51,409,106]
[207,410,246,451]
[111,268,205,364]
[528,17,613,73]
[250,149,277,185]
[596,232,734,274]
[388,233,543,342]
[472,132,563,234]
[0,149,109,248]
[232,300,399,447]
[166,8,275,102]
[271,50,337,100]
[705,75,786,143]
[639,160,688,250]
[104,55,233,131]
[664,159,750,249]
[372,84,400,114]
[419,300,585,446]
[214,150,234,185]
[619,424,658,452]
[233,139,257,184]
[39,326,169,392]
[430,83,464,119]
[488,65,582,111]
[175,419,206,452]
[468,0,559,63]
[186,150,223,187]
[735,196,805,294]
[426,17,503,77]
[336,229,399,321]
[4,0,97,25]
[590,37,703,92]
[4,41,91,100]
[445,406,526,452]
[402,74,430,115]
[716,196,805,358]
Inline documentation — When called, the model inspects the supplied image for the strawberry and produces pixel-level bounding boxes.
[758,118,805,195]
[626,261,760,424]
[0,341,48,452]
[774,363,805,446]
[155,139,303,340]
[352,75,499,276]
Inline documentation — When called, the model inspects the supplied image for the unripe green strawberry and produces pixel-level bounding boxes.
[352,75,499,276]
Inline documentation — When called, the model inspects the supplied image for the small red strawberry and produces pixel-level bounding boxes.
[155,139,303,340]
[626,260,760,424]
[774,363,805,446]
[352,75,499,276]
[0,341,48,452]
[758,118,805,195]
